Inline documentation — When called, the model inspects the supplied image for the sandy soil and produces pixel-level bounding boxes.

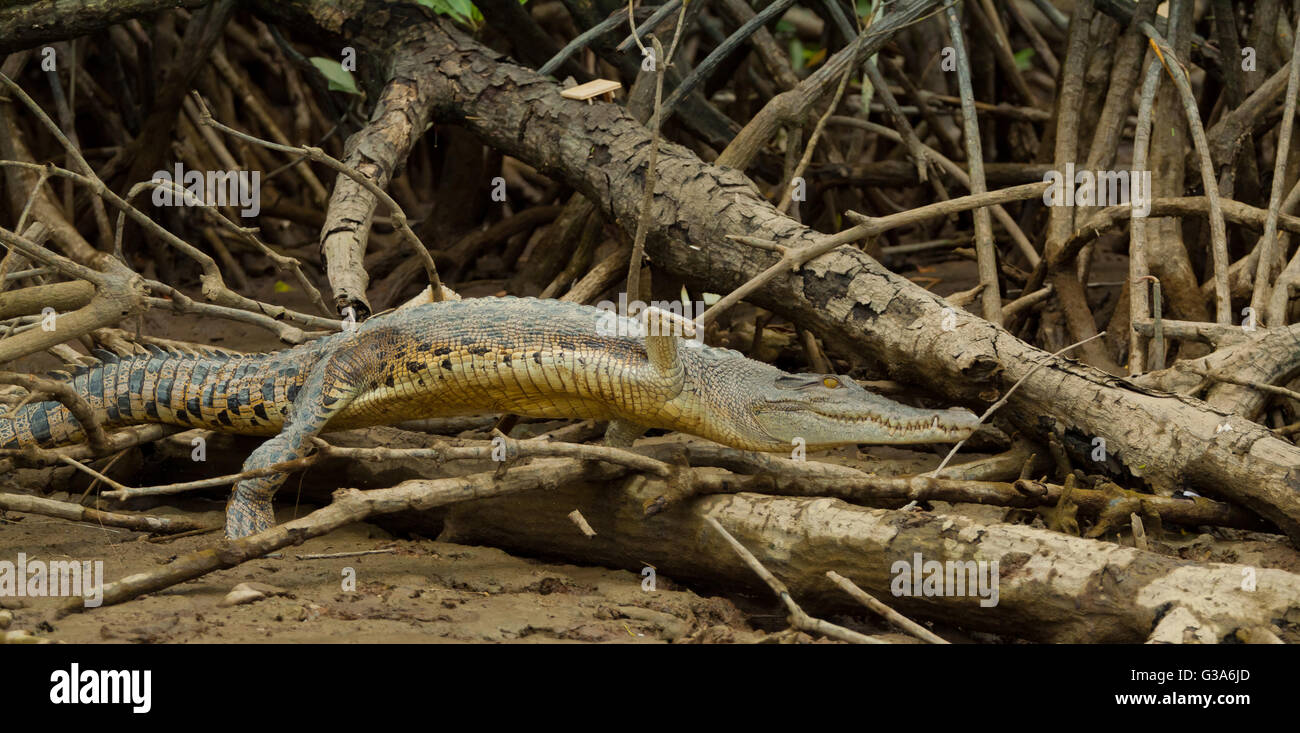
[0,509,777,643]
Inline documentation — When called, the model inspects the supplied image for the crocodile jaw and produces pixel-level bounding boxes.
[751,402,980,448]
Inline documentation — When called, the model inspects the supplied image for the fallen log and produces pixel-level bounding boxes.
[440,478,1300,643]
[634,443,1262,529]
[674,471,1267,531]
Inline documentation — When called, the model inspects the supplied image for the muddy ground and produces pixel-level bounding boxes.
[2,511,767,643]
[0,420,950,643]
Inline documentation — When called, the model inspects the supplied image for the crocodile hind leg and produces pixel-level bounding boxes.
[225,357,361,538]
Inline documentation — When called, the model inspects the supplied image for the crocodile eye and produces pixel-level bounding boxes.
[822,377,840,389]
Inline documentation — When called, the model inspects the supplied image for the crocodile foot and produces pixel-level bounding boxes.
[225,484,276,539]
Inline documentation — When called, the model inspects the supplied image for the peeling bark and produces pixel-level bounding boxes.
[441,479,1300,643]
[0,0,209,54]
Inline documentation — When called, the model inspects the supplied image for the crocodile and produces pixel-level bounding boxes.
[0,297,979,538]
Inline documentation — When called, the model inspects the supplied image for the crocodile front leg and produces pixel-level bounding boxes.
[225,352,361,538]
[225,433,301,537]
[603,418,647,447]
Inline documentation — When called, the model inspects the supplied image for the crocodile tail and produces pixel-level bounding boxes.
[0,348,161,449]
[0,346,298,450]
[0,393,78,449]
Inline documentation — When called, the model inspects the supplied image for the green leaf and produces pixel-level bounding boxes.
[1012,47,1035,71]
[445,0,475,22]
[775,19,795,33]
[308,57,360,95]
[418,0,475,26]
[789,38,805,72]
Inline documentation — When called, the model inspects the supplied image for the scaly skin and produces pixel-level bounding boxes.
[0,297,979,537]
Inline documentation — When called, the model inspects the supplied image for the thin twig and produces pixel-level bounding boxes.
[97,434,671,501]
[927,332,1107,476]
[704,516,887,644]
[1141,23,1231,324]
[944,2,1002,325]
[1249,14,1300,323]
[699,182,1048,326]
[776,63,854,213]
[626,4,688,301]
[0,491,207,534]
[826,571,949,644]
[1127,47,1163,374]
[191,92,445,302]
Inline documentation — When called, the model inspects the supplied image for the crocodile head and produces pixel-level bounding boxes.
[630,311,980,452]
[747,373,981,449]
[673,349,981,451]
